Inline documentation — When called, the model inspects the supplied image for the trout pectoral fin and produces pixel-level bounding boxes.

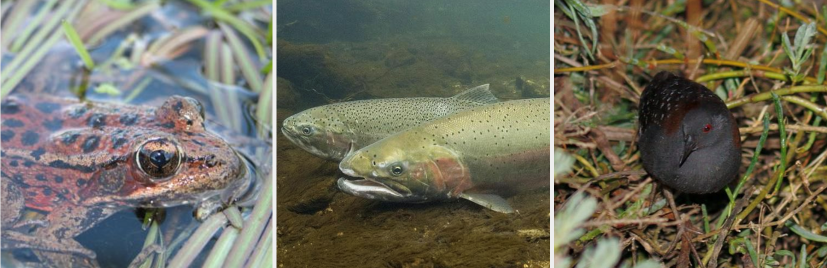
[459,193,514,214]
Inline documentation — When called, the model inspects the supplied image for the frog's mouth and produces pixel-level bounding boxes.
[337,177,428,203]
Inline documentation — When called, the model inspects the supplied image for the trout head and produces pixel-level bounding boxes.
[281,107,355,161]
[338,136,472,202]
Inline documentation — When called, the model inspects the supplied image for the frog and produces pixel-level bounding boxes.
[1,94,250,267]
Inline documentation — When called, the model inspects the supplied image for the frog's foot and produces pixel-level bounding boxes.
[3,230,96,258]
[35,251,100,268]
[10,219,48,230]
[127,244,164,268]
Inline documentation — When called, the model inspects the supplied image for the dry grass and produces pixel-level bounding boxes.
[555,0,827,267]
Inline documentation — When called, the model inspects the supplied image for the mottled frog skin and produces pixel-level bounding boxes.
[1,94,247,267]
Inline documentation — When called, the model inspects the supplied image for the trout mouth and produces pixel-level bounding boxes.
[337,177,427,203]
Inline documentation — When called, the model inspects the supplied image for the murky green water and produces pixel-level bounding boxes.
[276,0,550,267]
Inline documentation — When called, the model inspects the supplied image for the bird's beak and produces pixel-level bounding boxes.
[681,134,698,167]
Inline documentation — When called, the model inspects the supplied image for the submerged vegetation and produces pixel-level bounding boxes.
[1,0,272,267]
[555,0,827,267]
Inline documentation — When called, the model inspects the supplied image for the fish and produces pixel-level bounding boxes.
[337,98,550,213]
[281,84,499,160]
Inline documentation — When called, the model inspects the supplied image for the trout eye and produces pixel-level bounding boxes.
[390,165,404,176]
[301,126,313,135]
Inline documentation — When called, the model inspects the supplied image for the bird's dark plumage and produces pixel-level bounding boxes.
[638,71,741,194]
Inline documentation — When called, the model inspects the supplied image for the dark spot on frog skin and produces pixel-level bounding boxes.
[2,119,24,128]
[61,132,81,145]
[160,122,176,129]
[112,137,128,149]
[34,102,61,113]
[88,113,106,128]
[76,179,87,187]
[30,147,46,161]
[42,118,64,131]
[11,174,26,185]
[23,161,34,167]
[21,131,39,146]
[48,160,95,173]
[191,139,205,146]
[119,113,138,126]
[205,155,217,167]
[36,174,47,181]
[54,176,64,183]
[1,99,20,114]
[43,187,53,196]
[1,130,14,142]
[9,160,18,167]
[82,136,101,153]
[68,106,88,118]
[173,101,184,111]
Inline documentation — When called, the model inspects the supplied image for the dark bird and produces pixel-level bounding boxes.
[638,71,742,194]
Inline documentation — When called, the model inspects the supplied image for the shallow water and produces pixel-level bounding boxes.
[1,1,271,267]
[276,0,550,266]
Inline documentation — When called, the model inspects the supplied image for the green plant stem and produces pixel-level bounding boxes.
[780,96,827,120]
[62,20,95,70]
[770,93,788,195]
[726,85,827,109]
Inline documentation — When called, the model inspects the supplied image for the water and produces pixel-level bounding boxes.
[1,1,272,267]
[276,0,550,267]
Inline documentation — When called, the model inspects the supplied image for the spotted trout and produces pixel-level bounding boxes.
[281,84,498,160]
[337,98,550,213]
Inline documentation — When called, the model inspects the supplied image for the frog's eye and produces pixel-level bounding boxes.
[301,126,313,135]
[136,138,182,179]
[390,164,404,176]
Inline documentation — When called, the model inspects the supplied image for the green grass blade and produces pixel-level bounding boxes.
[62,20,95,70]
[226,0,271,12]
[256,72,272,137]
[201,224,240,268]
[166,212,228,268]
[187,0,267,60]
[219,22,262,92]
[10,0,58,52]
[224,176,272,267]
[87,2,160,45]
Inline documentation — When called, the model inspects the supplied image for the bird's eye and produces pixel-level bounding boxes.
[702,124,713,133]
[301,126,312,135]
[390,165,404,176]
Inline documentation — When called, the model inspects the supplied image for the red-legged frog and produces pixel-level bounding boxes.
[1,94,249,267]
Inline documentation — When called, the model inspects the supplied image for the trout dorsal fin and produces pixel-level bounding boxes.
[450,84,499,104]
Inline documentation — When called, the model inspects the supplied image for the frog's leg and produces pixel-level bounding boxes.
[29,204,117,267]
[3,230,95,257]
[36,251,100,268]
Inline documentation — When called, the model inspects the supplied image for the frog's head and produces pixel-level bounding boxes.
[81,96,249,208]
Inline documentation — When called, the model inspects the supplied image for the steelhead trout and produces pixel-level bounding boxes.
[337,98,550,213]
[281,84,498,160]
